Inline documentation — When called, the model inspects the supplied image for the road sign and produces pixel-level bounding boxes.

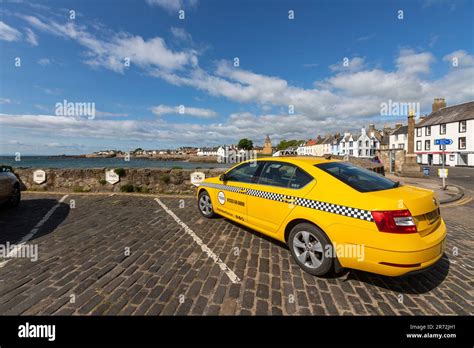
[438,168,448,178]
[190,172,205,186]
[105,170,120,185]
[434,138,453,146]
[33,170,46,184]
[423,167,430,176]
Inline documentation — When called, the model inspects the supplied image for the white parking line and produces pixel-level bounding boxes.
[0,194,69,268]
[154,198,240,284]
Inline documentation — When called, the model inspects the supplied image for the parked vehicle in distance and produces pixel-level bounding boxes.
[197,157,446,277]
[0,165,21,207]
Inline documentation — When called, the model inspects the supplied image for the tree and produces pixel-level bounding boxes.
[238,138,254,150]
[277,139,303,150]
[133,148,143,153]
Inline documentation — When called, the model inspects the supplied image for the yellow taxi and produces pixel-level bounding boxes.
[197,157,446,277]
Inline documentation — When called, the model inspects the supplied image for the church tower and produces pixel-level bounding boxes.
[262,135,272,155]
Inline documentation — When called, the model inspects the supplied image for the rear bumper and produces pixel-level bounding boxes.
[340,219,447,277]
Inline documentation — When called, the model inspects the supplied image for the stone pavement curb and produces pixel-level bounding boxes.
[440,185,464,204]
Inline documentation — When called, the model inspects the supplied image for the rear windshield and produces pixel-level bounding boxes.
[316,162,399,193]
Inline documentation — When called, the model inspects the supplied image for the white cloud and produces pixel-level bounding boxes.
[443,50,474,68]
[146,0,198,13]
[170,27,192,42]
[0,98,12,104]
[37,58,51,66]
[156,49,473,121]
[11,13,474,142]
[356,33,376,42]
[95,110,129,117]
[23,15,198,73]
[329,57,366,72]
[151,104,217,118]
[24,28,38,46]
[395,49,434,75]
[0,112,356,148]
[0,21,21,42]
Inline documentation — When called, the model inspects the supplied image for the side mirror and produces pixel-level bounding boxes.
[219,173,227,181]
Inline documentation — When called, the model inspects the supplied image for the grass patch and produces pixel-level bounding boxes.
[160,174,171,184]
[120,183,134,192]
[114,168,126,177]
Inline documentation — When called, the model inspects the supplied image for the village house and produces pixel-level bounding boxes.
[331,134,343,155]
[340,132,359,157]
[196,147,219,156]
[389,124,408,150]
[415,99,474,167]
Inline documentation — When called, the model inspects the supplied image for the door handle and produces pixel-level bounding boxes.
[282,197,296,203]
[238,188,248,194]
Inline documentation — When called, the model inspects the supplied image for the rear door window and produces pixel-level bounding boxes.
[316,162,398,192]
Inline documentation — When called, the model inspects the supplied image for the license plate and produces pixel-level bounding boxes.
[425,209,439,224]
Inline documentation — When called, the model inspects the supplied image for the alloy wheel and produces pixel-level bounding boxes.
[199,194,213,216]
[292,230,324,269]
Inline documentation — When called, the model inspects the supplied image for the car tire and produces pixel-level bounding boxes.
[7,184,21,208]
[198,190,216,218]
[288,223,333,276]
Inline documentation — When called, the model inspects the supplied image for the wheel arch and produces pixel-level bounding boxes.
[283,217,343,273]
[284,218,325,244]
[197,186,208,196]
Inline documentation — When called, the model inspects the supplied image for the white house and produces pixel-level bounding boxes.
[321,136,333,155]
[415,101,473,167]
[340,132,359,157]
[197,147,219,156]
[331,135,342,155]
[389,125,408,150]
[298,139,318,156]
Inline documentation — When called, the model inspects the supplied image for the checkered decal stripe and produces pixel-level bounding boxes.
[199,182,373,222]
[247,189,285,202]
[293,198,373,222]
[200,182,240,193]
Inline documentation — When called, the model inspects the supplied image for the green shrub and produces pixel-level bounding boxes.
[160,174,171,184]
[120,183,134,192]
[73,186,85,192]
[98,179,107,185]
[136,186,149,193]
[171,166,183,170]
[114,168,126,176]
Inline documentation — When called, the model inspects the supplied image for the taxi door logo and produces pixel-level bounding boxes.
[218,191,226,205]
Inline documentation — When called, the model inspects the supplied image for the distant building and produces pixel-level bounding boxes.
[389,124,408,150]
[262,135,273,155]
[415,99,474,167]
[321,135,333,155]
[340,132,358,157]
[331,134,343,155]
[196,147,219,156]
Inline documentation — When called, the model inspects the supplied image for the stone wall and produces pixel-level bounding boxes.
[375,149,407,174]
[13,157,385,194]
[14,168,226,195]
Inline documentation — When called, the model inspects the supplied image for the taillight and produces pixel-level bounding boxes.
[371,210,417,233]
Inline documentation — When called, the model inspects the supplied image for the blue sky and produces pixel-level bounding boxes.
[0,0,473,155]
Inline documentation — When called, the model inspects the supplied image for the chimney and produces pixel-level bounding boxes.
[368,124,376,132]
[432,98,446,113]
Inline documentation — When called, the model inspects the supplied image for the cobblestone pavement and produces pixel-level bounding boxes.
[0,192,472,315]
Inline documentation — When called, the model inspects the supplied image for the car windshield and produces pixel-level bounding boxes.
[316,162,399,193]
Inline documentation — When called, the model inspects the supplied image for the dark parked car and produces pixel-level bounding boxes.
[0,165,21,207]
